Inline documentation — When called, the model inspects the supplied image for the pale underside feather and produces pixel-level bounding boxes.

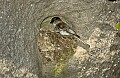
[59,30,70,35]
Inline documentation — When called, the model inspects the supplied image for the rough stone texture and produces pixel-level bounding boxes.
[0,0,120,78]
[0,0,42,78]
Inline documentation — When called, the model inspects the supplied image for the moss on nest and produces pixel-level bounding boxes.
[37,30,78,78]
[37,30,77,63]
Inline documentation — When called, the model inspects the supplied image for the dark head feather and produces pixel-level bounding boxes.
[50,17,61,24]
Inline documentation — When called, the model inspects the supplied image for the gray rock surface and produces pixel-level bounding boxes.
[0,0,120,78]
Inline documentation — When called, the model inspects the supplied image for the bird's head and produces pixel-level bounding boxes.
[50,17,62,24]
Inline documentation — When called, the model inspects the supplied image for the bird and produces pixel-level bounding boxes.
[50,17,90,50]
[50,17,80,38]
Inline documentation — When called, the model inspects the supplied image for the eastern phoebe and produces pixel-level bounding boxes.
[50,17,80,38]
[50,17,90,50]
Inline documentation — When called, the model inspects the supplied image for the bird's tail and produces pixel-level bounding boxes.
[76,38,90,51]
[73,34,90,50]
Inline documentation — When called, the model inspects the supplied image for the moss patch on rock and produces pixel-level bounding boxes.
[37,30,77,78]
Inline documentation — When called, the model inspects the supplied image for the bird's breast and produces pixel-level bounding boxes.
[59,30,70,35]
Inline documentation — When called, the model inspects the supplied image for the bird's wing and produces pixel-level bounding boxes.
[56,22,80,37]
[63,24,76,35]
[63,24,81,38]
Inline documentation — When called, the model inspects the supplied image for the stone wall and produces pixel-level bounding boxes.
[0,0,120,78]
